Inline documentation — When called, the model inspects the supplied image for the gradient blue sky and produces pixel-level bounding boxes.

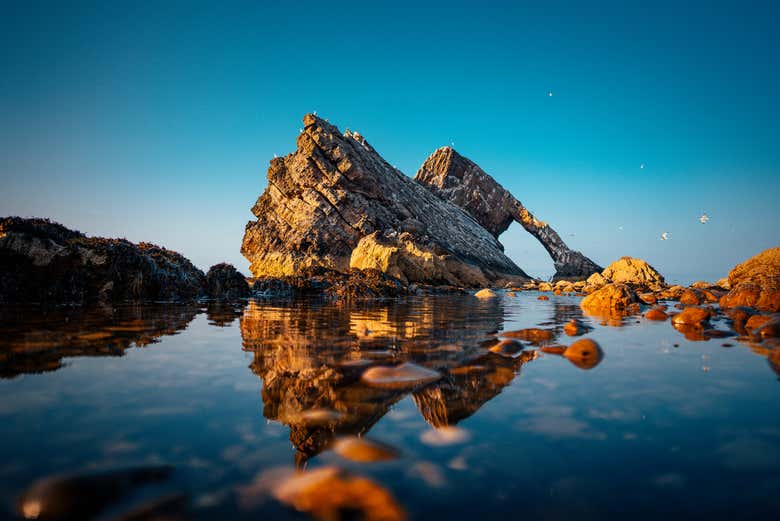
[2,1,778,282]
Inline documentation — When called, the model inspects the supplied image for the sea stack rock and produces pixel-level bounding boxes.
[415,146,601,280]
[241,114,528,287]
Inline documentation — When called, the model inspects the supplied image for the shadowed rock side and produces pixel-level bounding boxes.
[241,114,528,287]
[0,217,207,304]
[415,147,602,280]
[0,304,199,378]
[415,147,601,279]
[240,297,537,464]
[1,217,248,304]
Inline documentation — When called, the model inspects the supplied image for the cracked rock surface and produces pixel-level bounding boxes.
[415,146,601,280]
[241,114,528,286]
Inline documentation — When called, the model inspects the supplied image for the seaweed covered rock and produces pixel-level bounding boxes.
[719,247,780,312]
[206,263,250,299]
[251,267,406,299]
[241,114,528,287]
[0,217,206,304]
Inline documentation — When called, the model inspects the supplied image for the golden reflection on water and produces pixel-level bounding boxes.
[2,293,780,521]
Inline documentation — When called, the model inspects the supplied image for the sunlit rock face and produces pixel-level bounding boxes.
[241,114,528,287]
[599,256,666,291]
[239,298,540,463]
[720,247,780,312]
[0,304,199,378]
[415,146,601,280]
[0,217,206,304]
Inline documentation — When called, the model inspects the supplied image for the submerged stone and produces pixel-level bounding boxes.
[488,338,526,358]
[331,436,399,463]
[360,363,442,389]
[501,328,554,343]
[474,288,498,299]
[564,338,604,370]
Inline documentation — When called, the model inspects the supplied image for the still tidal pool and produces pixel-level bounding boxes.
[0,293,778,520]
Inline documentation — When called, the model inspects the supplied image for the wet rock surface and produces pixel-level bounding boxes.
[241,114,528,287]
[415,146,601,280]
[580,283,639,315]
[0,217,207,305]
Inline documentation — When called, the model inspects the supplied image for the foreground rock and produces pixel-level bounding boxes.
[415,146,601,280]
[588,257,665,291]
[580,283,639,315]
[242,114,529,287]
[719,247,780,312]
[0,217,206,304]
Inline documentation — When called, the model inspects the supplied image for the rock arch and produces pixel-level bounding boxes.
[415,146,601,280]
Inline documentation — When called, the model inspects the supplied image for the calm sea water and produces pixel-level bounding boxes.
[0,293,778,520]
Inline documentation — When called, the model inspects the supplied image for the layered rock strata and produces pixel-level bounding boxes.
[241,114,530,287]
[415,146,601,280]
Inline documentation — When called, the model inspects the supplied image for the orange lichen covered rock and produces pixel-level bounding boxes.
[719,247,780,312]
[599,257,665,290]
[580,283,638,315]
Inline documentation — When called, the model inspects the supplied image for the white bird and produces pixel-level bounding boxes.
[548,91,553,97]
[273,153,277,158]
[640,163,645,169]
[661,232,670,241]
[299,128,303,133]
[699,213,709,224]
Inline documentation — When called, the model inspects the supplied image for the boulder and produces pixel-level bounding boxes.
[241,114,528,287]
[671,307,712,326]
[580,283,638,314]
[415,146,601,280]
[599,257,665,290]
[719,247,780,312]
[0,217,206,305]
[206,263,250,299]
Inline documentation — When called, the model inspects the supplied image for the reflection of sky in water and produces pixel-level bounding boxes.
[0,294,779,520]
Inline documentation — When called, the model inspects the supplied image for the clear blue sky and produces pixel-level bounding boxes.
[2,1,778,283]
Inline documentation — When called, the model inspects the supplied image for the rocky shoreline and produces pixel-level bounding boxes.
[1,114,778,317]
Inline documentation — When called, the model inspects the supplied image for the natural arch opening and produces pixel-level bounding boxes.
[500,221,555,281]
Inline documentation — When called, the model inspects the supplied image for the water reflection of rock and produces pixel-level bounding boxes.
[0,304,199,378]
[206,302,247,327]
[241,297,540,464]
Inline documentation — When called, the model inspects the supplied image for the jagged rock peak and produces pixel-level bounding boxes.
[241,114,528,286]
[415,147,602,280]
